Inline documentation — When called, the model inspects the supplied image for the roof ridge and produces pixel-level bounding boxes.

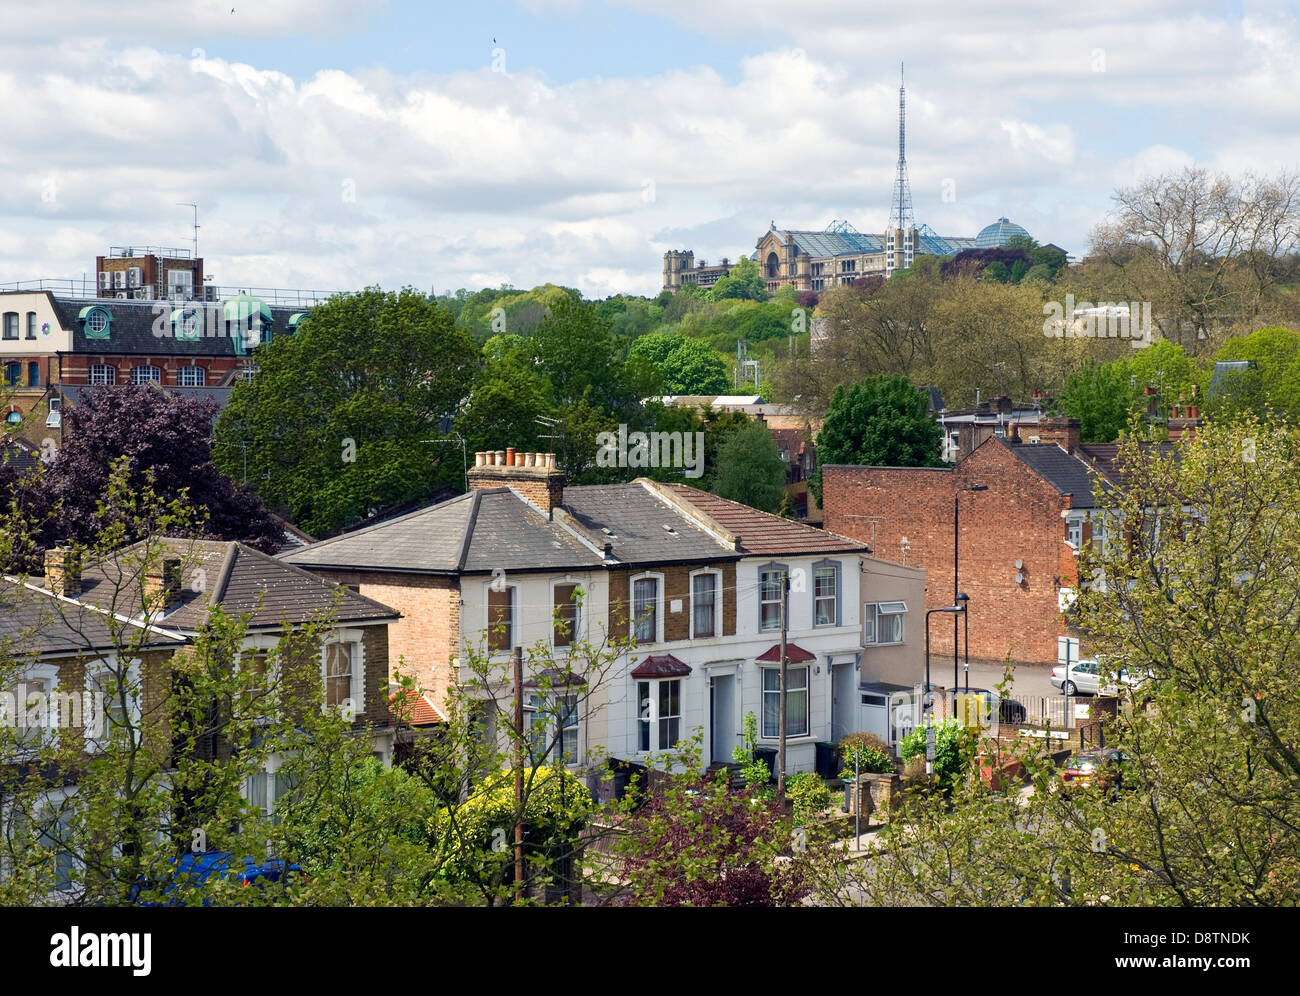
[210,541,240,605]
[283,490,479,558]
[637,479,738,548]
[231,540,400,618]
[669,481,867,546]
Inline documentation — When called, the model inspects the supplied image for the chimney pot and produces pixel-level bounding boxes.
[475,451,486,467]
[506,447,516,466]
[494,450,505,467]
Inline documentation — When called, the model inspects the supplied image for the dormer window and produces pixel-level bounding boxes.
[79,305,112,339]
[171,308,202,341]
[287,312,306,334]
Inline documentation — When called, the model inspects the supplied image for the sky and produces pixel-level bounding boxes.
[1,0,1298,298]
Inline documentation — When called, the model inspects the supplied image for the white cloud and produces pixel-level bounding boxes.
[0,1,1297,297]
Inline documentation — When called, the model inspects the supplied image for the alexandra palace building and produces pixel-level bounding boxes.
[662,216,1032,295]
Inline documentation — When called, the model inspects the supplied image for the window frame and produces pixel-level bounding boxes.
[863,601,907,647]
[812,559,842,627]
[25,312,37,340]
[320,631,365,718]
[760,664,810,739]
[758,562,789,632]
[486,581,517,654]
[630,571,663,645]
[551,579,584,649]
[636,677,681,753]
[177,364,206,387]
[88,364,116,386]
[1,312,17,340]
[130,364,162,385]
[689,568,721,640]
[84,659,142,751]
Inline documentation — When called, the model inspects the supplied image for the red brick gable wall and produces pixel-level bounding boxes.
[823,440,1080,666]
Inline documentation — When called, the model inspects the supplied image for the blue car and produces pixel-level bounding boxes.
[131,850,303,905]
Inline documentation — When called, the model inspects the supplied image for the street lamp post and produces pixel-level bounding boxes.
[925,604,965,777]
[954,484,987,689]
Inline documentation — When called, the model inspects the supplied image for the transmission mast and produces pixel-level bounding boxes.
[887,62,916,274]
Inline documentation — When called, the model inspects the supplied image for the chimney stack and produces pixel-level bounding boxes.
[1035,416,1081,454]
[143,556,183,612]
[44,546,81,597]
[468,449,566,517]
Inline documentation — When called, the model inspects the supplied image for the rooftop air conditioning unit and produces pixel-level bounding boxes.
[113,270,126,289]
[115,291,128,299]
[133,288,151,300]
[98,271,112,290]
[127,267,142,288]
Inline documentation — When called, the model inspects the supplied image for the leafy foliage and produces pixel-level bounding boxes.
[213,287,479,536]
[712,419,787,512]
[810,375,942,502]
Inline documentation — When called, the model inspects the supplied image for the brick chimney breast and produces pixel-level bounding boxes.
[468,450,566,517]
[144,556,183,612]
[1035,416,1081,454]
[44,546,81,598]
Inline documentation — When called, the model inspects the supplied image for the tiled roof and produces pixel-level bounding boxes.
[390,689,445,727]
[50,296,302,358]
[1076,441,1181,490]
[1,438,40,474]
[756,642,817,663]
[630,654,692,678]
[561,483,736,567]
[0,580,183,656]
[283,489,605,575]
[661,484,868,556]
[72,538,398,632]
[1003,441,1109,509]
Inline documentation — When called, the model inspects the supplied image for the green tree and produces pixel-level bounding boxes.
[213,287,479,536]
[1209,325,1300,421]
[819,419,1300,907]
[629,334,730,395]
[1058,361,1140,443]
[709,255,767,302]
[712,419,787,513]
[810,376,942,503]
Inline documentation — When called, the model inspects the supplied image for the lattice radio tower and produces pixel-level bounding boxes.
[888,62,915,235]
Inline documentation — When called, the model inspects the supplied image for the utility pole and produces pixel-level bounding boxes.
[777,570,790,802]
[513,645,525,903]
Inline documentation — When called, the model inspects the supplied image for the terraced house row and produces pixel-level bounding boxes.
[282,448,926,780]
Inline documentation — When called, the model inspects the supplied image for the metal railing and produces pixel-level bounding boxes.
[0,279,342,307]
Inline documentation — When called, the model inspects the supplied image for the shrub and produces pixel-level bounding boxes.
[899,720,972,786]
[838,732,894,779]
[786,772,833,826]
[732,712,773,796]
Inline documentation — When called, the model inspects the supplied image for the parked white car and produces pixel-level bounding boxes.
[1051,658,1151,696]
[1051,658,1102,695]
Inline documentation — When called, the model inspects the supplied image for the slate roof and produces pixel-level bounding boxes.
[1004,441,1109,509]
[50,296,302,358]
[0,580,182,657]
[71,538,398,632]
[283,489,606,575]
[561,483,736,566]
[662,484,868,556]
[1,438,40,474]
[1076,441,1181,490]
